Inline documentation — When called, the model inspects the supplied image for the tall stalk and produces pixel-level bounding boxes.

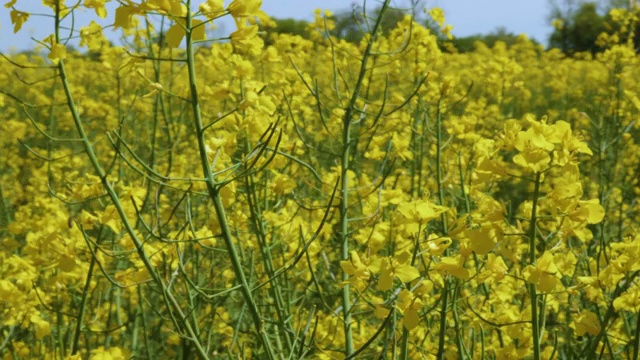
[434,101,452,360]
[244,171,293,353]
[71,241,96,355]
[633,309,640,360]
[183,3,276,358]
[528,172,543,360]
[338,1,391,356]
[53,3,210,358]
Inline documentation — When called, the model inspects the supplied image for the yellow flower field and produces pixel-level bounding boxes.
[1,1,640,359]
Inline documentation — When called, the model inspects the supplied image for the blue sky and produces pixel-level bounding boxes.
[0,0,552,52]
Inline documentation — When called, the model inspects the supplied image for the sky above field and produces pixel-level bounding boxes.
[0,0,551,52]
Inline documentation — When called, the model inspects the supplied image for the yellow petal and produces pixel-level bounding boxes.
[580,199,605,224]
[58,254,76,272]
[10,9,29,33]
[192,19,206,41]
[403,307,420,330]
[114,5,135,30]
[395,264,420,283]
[165,23,185,48]
[374,306,390,319]
[378,271,393,291]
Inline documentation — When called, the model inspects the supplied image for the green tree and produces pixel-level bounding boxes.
[549,2,606,54]
[330,4,407,43]
[261,17,311,44]
[449,27,537,53]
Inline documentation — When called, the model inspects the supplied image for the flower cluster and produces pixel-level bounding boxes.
[1,1,640,359]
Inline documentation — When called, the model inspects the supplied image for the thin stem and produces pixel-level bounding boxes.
[633,310,640,360]
[528,171,543,360]
[338,0,391,356]
[183,3,276,358]
[435,100,451,360]
[71,242,96,354]
[0,184,11,235]
[54,3,209,358]
[244,171,293,353]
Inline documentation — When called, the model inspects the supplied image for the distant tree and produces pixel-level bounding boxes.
[261,17,311,44]
[449,27,537,53]
[261,2,421,44]
[549,2,606,54]
[330,4,407,43]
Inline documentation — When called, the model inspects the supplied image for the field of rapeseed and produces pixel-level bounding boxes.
[1,1,640,359]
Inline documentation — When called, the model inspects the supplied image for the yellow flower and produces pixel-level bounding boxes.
[58,254,76,272]
[84,0,108,18]
[144,0,186,16]
[375,251,421,291]
[199,0,224,19]
[554,251,578,277]
[478,253,508,284]
[228,0,261,18]
[30,314,51,339]
[79,21,106,50]
[272,173,296,195]
[513,147,551,173]
[424,234,452,256]
[165,19,206,48]
[569,199,605,224]
[513,122,554,152]
[613,285,640,312]
[523,251,562,293]
[90,346,130,360]
[100,205,122,234]
[464,224,498,255]
[47,43,67,63]
[9,9,29,33]
[572,311,600,336]
[238,86,276,113]
[552,18,563,30]
[434,256,469,280]
[396,289,423,330]
[397,199,448,234]
[113,5,139,30]
[230,24,263,56]
[428,7,445,27]
[340,251,372,289]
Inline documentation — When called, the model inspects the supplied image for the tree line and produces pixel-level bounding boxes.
[262,1,640,55]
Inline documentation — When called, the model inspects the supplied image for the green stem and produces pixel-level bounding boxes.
[71,244,96,354]
[0,183,11,234]
[183,4,275,358]
[435,100,451,360]
[53,4,208,358]
[337,1,391,356]
[244,171,293,353]
[339,115,354,356]
[633,310,640,360]
[452,283,469,359]
[528,171,542,360]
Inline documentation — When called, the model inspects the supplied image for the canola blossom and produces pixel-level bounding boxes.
[1,1,640,359]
